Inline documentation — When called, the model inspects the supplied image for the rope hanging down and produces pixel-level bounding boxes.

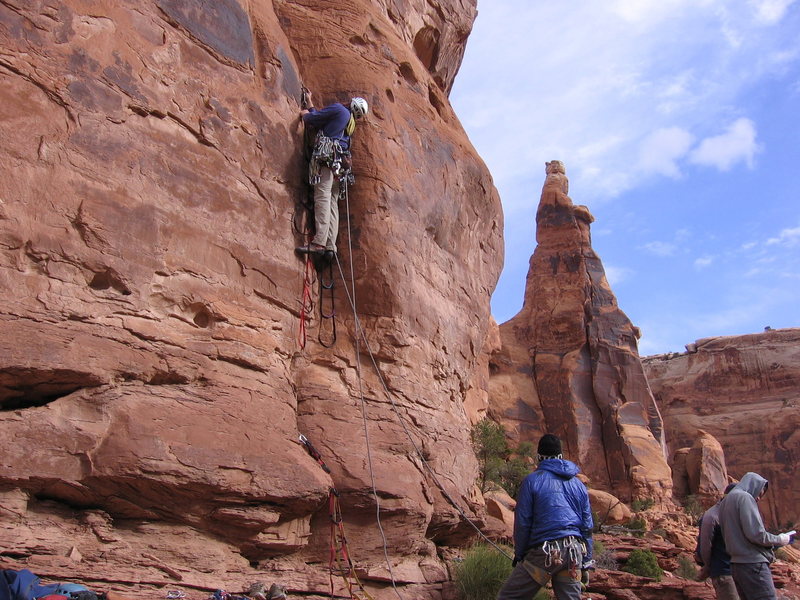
[340,184,402,599]
[332,230,513,562]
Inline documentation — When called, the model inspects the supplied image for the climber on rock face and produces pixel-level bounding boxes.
[695,483,740,600]
[497,434,594,600]
[296,91,368,257]
[718,472,795,600]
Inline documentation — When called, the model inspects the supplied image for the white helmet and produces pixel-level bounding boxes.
[350,97,368,118]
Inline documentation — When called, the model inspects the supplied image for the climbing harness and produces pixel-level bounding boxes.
[543,536,585,579]
[308,132,354,186]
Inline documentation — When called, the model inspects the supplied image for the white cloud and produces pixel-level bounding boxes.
[688,118,760,171]
[694,256,714,269]
[638,127,694,177]
[604,265,634,285]
[750,0,797,24]
[453,4,796,202]
[766,225,800,246]
[642,241,677,257]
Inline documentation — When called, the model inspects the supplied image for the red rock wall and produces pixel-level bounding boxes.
[644,328,800,529]
[0,0,502,597]
[488,162,672,504]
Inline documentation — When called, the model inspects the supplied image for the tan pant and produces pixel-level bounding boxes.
[712,575,740,600]
[311,166,340,252]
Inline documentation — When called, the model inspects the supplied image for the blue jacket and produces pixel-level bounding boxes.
[513,458,593,562]
[0,569,86,600]
[302,103,351,149]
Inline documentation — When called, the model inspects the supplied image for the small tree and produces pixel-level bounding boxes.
[470,419,533,497]
[499,441,534,498]
[471,419,509,493]
[623,549,663,581]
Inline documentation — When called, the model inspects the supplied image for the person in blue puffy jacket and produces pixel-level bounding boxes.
[497,434,594,600]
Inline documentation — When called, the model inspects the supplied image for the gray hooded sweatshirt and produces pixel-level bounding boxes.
[719,472,783,564]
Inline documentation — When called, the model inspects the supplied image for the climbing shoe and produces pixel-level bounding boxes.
[295,243,325,255]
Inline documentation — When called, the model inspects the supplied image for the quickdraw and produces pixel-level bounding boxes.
[299,434,331,474]
[298,434,374,600]
[329,489,374,600]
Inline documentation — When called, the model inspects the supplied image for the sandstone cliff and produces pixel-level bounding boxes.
[0,1,502,598]
[488,161,672,504]
[645,328,800,529]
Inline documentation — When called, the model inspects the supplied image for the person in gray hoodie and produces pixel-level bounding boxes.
[718,472,795,600]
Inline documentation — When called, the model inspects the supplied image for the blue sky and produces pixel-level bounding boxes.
[450,0,800,355]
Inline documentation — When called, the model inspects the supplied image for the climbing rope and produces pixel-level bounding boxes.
[332,242,514,561]
[340,183,403,599]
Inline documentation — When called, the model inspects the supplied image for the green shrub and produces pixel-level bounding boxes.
[453,543,514,600]
[631,498,654,512]
[626,516,647,537]
[623,549,663,581]
[676,554,697,579]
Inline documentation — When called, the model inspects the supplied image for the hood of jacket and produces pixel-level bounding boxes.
[537,458,580,479]
[736,472,768,499]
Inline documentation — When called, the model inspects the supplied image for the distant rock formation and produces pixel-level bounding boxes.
[488,161,672,503]
[644,328,800,528]
[671,431,729,509]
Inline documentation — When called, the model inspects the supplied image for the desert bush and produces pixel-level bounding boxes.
[684,495,703,519]
[626,516,647,537]
[676,554,698,579]
[453,543,513,600]
[631,498,654,512]
[592,541,619,570]
[648,528,668,539]
[623,549,663,581]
